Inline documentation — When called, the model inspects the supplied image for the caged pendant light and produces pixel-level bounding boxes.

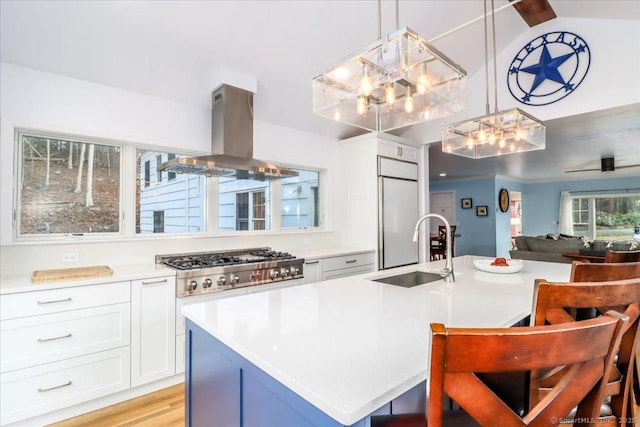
[312,0,467,133]
[442,0,545,159]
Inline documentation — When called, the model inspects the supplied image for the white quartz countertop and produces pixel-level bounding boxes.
[181,255,572,425]
[0,263,176,294]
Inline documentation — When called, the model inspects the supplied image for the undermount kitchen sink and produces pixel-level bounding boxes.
[372,271,443,288]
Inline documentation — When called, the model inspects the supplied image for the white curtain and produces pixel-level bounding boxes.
[558,191,574,235]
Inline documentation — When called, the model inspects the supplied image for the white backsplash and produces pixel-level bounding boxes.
[0,231,341,277]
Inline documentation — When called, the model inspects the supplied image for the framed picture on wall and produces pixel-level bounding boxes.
[476,205,488,216]
[461,198,472,209]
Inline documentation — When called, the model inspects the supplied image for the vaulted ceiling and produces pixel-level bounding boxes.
[1,0,639,182]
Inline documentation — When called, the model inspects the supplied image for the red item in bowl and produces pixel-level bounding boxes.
[490,257,510,267]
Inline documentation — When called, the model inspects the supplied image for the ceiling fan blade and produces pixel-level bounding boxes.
[565,168,600,173]
[510,0,557,27]
[565,164,640,173]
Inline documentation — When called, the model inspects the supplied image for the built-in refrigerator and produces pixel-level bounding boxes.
[378,156,419,269]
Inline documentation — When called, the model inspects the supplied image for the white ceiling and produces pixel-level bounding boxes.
[1,0,639,182]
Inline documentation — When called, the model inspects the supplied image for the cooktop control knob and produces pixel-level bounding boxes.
[290,266,299,276]
[216,276,226,286]
[203,278,212,289]
[187,280,198,291]
[270,270,280,279]
[230,274,240,285]
[280,267,290,278]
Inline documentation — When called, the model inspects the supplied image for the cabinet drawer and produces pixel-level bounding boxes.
[1,303,130,373]
[0,281,130,320]
[322,265,375,281]
[0,347,130,426]
[322,252,375,273]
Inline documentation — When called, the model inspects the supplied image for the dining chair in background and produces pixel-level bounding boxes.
[605,250,640,263]
[530,277,640,426]
[371,313,628,427]
[430,225,457,261]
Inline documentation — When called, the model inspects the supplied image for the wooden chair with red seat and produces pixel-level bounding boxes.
[605,250,640,263]
[529,277,640,426]
[430,225,456,261]
[371,312,629,427]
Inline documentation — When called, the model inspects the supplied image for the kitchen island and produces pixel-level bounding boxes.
[181,255,571,426]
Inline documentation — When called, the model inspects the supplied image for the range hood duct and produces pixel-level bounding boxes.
[158,85,298,181]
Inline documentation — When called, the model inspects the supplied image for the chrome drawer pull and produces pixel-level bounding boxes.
[305,260,320,265]
[345,259,357,264]
[38,333,72,343]
[37,297,72,305]
[141,278,168,285]
[38,381,72,393]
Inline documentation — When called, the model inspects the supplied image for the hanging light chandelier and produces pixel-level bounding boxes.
[442,0,545,159]
[312,1,467,133]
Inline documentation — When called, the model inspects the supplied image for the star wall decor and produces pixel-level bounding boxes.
[507,31,590,106]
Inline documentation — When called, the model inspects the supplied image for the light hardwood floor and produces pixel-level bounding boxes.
[48,383,185,427]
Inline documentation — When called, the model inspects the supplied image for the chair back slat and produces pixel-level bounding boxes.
[427,314,628,427]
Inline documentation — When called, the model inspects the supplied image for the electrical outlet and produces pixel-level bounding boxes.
[61,253,80,263]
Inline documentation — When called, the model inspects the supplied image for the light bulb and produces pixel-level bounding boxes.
[510,143,516,152]
[386,84,396,107]
[361,66,373,97]
[499,138,506,149]
[404,87,414,113]
[466,137,474,149]
[489,132,496,145]
[417,64,430,95]
[356,96,368,115]
[479,130,486,143]
[515,128,522,141]
[420,107,430,120]
[334,110,341,121]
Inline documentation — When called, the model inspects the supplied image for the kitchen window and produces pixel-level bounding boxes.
[14,129,325,241]
[15,130,122,239]
[280,168,320,229]
[136,150,206,234]
[219,176,270,231]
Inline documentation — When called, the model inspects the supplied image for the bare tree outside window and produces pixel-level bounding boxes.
[17,131,121,236]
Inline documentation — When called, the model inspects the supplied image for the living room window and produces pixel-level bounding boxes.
[570,193,640,241]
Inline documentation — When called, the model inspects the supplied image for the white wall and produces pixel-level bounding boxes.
[0,63,343,275]
[402,17,640,143]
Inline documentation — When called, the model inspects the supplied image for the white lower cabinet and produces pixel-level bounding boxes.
[301,251,375,284]
[301,259,321,284]
[320,251,375,281]
[1,303,130,373]
[1,347,130,426]
[130,276,176,387]
[0,281,133,426]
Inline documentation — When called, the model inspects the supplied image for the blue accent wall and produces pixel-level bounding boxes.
[430,175,639,258]
[431,178,497,257]
[521,176,640,236]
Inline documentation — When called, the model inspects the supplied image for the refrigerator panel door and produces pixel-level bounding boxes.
[379,177,419,269]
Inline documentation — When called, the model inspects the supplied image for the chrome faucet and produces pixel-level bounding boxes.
[412,213,455,282]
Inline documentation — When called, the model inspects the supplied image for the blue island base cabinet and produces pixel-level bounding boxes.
[185,320,425,427]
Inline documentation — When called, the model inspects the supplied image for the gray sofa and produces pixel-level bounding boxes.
[509,235,639,263]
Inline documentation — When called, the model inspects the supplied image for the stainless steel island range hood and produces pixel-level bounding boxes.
[158,85,298,181]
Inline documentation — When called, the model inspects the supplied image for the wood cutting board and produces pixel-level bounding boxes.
[31,265,113,283]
